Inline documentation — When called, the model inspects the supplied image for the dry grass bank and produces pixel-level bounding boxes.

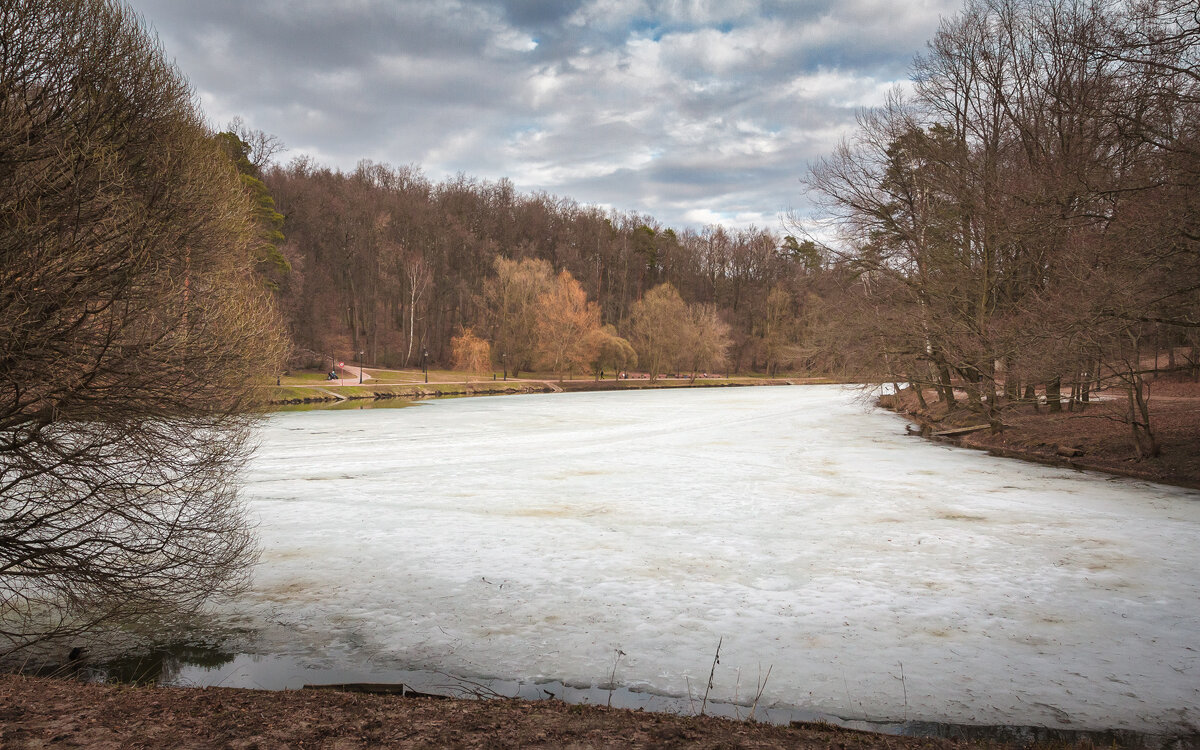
[0,674,999,750]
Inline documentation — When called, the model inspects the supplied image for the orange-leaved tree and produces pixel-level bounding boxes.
[451,327,492,382]
[536,270,601,382]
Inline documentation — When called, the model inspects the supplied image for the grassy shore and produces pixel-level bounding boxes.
[260,368,842,408]
[262,379,556,406]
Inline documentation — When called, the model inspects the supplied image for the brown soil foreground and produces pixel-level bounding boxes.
[880,372,1200,490]
[0,675,997,750]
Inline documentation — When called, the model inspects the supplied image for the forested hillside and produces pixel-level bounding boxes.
[262,158,840,376]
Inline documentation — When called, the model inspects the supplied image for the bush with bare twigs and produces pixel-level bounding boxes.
[0,0,287,655]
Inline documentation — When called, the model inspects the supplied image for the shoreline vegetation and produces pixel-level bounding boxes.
[5,671,1196,749]
[259,369,837,407]
[877,373,1200,492]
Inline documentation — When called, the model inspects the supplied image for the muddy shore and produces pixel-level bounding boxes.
[0,674,999,750]
[878,374,1200,491]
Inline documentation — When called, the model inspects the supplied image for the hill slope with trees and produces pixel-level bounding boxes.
[262,160,843,380]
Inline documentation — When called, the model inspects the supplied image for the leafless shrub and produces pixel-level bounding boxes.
[0,0,287,655]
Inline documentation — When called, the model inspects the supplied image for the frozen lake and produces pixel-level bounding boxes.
[188,385,1199,734]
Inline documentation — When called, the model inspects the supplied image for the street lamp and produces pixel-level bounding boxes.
[423,348,429,384]
[358,351,364,384]
[501,352,507,381]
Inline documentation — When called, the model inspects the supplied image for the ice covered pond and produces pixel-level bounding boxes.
[184,385,1200,735]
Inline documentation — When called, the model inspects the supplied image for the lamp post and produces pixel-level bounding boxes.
[358,351,364,384]
[423,348,429,384]
[501,352,507,381]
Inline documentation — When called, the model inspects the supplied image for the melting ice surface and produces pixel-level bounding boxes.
[208,385,1199,734]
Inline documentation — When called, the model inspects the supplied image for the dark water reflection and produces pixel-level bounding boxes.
[64,645,1196,749]
[270,397,417,413]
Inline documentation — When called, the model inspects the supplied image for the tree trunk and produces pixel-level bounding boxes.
[912,380,928,409]
[406,287,417,366]
[1127,376,1160,459]
[1047,378,1062,413]
[1004,363,1019,402]
[937,363,955,406]
[960,366,985,417]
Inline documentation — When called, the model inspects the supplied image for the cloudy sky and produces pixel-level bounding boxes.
[131,0,959,231]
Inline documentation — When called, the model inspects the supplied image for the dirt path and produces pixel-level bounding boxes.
[327,365,372,387]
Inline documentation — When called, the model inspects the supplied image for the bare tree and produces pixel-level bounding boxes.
[760,286,794,377]
[0,0,287,655]
[536,270,601,382]
[451,328,492,381]
[482,257,554,377]
[226,115,285,173]
[626,284,690,381]
[800,0,1197,456]
[588,325,638,380]
[405,254,431,367]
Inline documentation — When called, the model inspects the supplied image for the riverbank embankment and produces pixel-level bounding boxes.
[261,375,831,407]
[0,673,999,750]
[879,375,1200,491]
[264,379,556,405]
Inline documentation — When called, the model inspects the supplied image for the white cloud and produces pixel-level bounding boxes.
[132,0,960,230]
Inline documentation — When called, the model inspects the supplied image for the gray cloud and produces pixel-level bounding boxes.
[132,0,959,230]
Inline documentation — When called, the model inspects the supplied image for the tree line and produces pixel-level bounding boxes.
[802,0,1199,457]
[260,159,845,379]
[456,257,730,382]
